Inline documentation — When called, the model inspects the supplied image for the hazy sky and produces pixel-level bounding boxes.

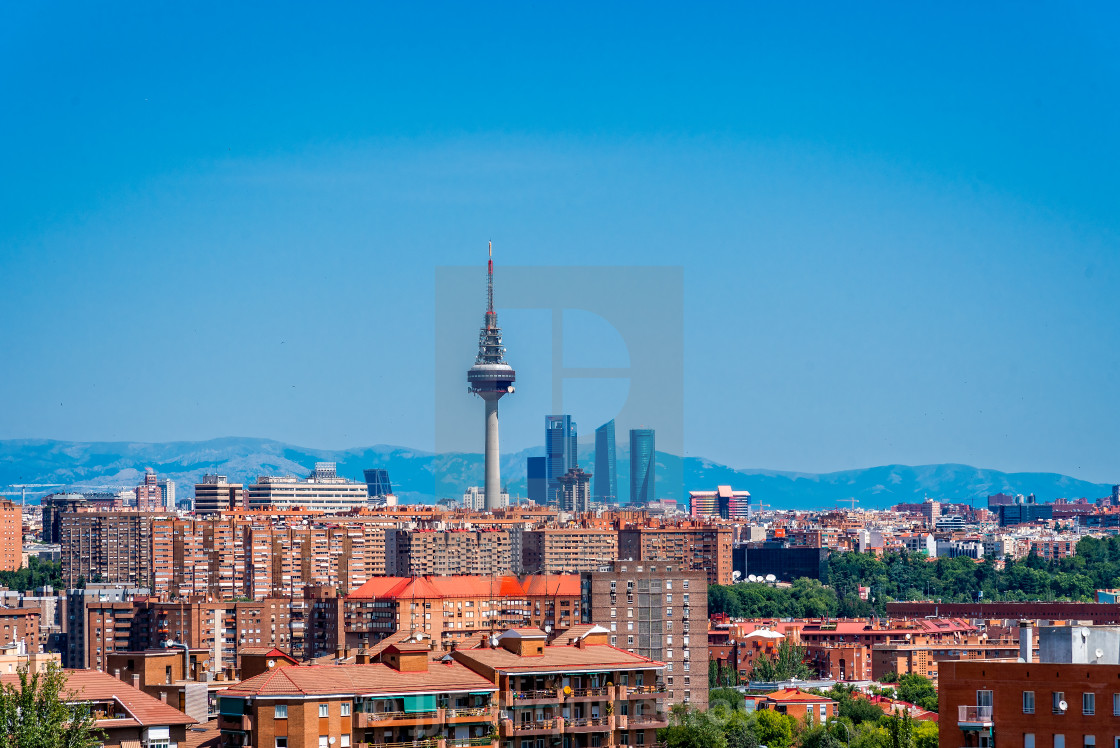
[2,3,1118,482]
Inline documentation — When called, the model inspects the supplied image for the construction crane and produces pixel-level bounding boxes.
[748,499,771,517]
[839,497,859,510]
[3,484,64,507]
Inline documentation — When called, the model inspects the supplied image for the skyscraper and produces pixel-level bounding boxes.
[594,420,617,503]
[527,457,547,505]
[558,466,592,514]
[467,243,516,510]
[545,415,578,506]
[363,469,393,498]
[629,428,655,505]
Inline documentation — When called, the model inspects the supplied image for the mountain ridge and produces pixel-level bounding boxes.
[0,437,1111,509]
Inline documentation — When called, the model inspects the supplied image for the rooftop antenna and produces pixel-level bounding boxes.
[486,240,495,327]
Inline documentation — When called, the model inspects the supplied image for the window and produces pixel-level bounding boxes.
[1114,694,1120,716]
[341,702,351,716]
[666,580,672,589]
[276,740,288,748]
[666,594,672,604]
[341,737,351,748]
[319,738,329,748]
[1024,735,1035,748]
[319,703,329,717]
[683,580,689,589]
[1085,737,1096,748]
[1055,692,1067,714]
[1085,694,1096,716]
[1024,691,1035,714]
[1055,737,1065,748]
[275,705,288,719]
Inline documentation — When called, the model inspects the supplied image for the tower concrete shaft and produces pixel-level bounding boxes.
[467,242,515,511]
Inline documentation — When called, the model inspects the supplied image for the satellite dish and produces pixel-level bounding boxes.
[1059,700,1068,712]
[905,634,911,640]
[732,571,742,580]
[765,574,776,583]
[748,575,757,582]
[329,739,336,745]
[1096,649,1105,660]
[267,659,276,668]
[490,636,499,648]
[564,686,572,695]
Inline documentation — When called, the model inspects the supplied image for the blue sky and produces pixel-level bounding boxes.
[1,3,1118,482]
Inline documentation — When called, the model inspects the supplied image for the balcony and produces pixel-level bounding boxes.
[355,711,440,728]
[565,716,612,733]
[445,707,494,722]
[957,705,994,727]
[629,713,668,729]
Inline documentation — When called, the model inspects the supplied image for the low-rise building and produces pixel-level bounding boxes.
[452,626,669,748]
[218,643,499,748]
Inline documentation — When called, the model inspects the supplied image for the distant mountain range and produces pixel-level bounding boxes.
[0,437,1112,509]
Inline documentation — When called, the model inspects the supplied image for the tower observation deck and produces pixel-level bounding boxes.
[467,242,516,511]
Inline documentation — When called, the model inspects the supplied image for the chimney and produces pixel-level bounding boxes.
[132,674,140,689]
[1019,620,1033,663]
[113,668,121,681]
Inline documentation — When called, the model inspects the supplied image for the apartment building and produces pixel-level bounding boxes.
[218,643,499,748]
[386,529,514,577]
[0,500,21,572]
[344,575,583,649]
[617,523,732,585]
[0,669,196,748]
[940,624,1120,748]
[583,561,709,709]
[0,606,41,650]
[60,512,167,588]
[522,528,618,573]
[452,626,669,748]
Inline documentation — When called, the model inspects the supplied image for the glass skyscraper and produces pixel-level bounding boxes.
[363,468,392,498]
[594,420,617,503]
[545,415,578,506]
[629,428,655,505]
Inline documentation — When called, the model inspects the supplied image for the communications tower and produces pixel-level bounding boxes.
[467,242,516,510]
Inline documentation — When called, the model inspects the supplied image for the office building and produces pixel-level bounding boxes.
[247,462,369,513]
[546,415,578,506]
[594,419,618,503]
[467,243,517,511]
[527,456,547,504]
[558,466,592,514]
[584,561,709,709]
[629,429,655,505]
[158,478,176,510]
[363,468,392,498]
[193,474,244,515]
[689,485,750,520]
[732,544,829,583]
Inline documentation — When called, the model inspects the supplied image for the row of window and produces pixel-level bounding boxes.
[1018,691,1120,716]
[274,703,351,719]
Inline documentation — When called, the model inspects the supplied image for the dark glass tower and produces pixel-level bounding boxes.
[629,428,655,505]
[363,469,392,498]
[594,420,617,503]
[545,415,578,506]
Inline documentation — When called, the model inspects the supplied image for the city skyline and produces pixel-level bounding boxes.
[2,5,1119,484]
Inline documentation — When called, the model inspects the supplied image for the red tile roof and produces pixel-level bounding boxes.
[0,670,196,727]
[453,644,664,673]
[222,662,497,698]
[764,688,836,704]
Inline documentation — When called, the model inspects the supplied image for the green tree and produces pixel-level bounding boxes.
[749,638,811,682]
[885,710,914,748]
[895,674,938,713]
[913,720,938,748]
[753,709,795,748]
[0,663,103,748]
[725,711,760,748]
[709,688,745,710]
